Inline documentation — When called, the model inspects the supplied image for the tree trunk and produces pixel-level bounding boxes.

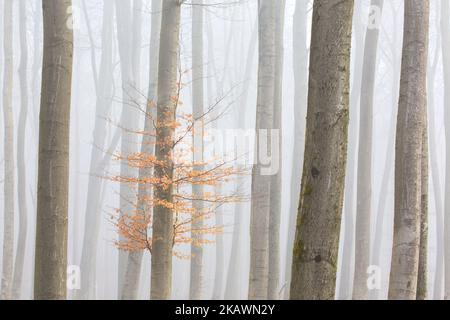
[13,0,29,300]
[441,0,450,300]
[290,0,353,300]
[150,0,181,300]
[268,0,285,300]
[34,0,73,300]
[77,0,114,300]
[353,0,384,300]
[417,116,428,300]
[388,0,429,300]
[1,0,14,301]
[189,0,205,300]
[248,0,277,300]
[121,0,162,300]
[284,0,308,300]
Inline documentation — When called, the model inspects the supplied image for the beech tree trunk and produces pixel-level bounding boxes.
[34,0,73,300]
[388,0,429,300]
[417,118,428,300]
[1,0,14,301]
[290,0,353,300]
[150,0,181,300]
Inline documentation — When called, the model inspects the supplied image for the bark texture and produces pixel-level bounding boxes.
[35,0,73,300]
[290,0,353,300]
[150,0,181,300]
[388,0,429,300]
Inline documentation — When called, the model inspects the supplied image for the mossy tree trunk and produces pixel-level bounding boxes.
[290,0,354,300]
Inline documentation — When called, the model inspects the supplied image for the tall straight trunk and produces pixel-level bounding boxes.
[189,0,205,300]
[34,0,73,300]
[115,0,138,298]
[1,0,14,300]
[417,118,428,300]
[121,0,162,300]
[337,0,365,300]
[13,0,29,300]
[353,0,384,300]
[268,0,285,300]
[150,0,181,300]
[224,16,257,300]
[290,0,353,300]
[77,0,114,300]
[428,28,444,299]
[388,0,429,300]
[441,0,450,300]
[284,0,308,300]
[248,0,277,300]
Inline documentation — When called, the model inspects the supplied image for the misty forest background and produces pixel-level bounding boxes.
[0,0,448,300]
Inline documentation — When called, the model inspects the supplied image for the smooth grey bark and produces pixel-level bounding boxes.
[290,0,353,300]
[13,0,29,300]
[248,0,277,300]
[284,0,308,300]
[121,0,162,300]
[441,0,450,300]
[223,16,257,300]
[388,0,429,300]
[417,115,428,300]
[268,0,285,300]
[337,0,365,300]
[77,0,114,300]
[189,0,205,300]
[1,0,14,300]
[150,0,181,300]
[34,0,73,300]
[353,0,384,300]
